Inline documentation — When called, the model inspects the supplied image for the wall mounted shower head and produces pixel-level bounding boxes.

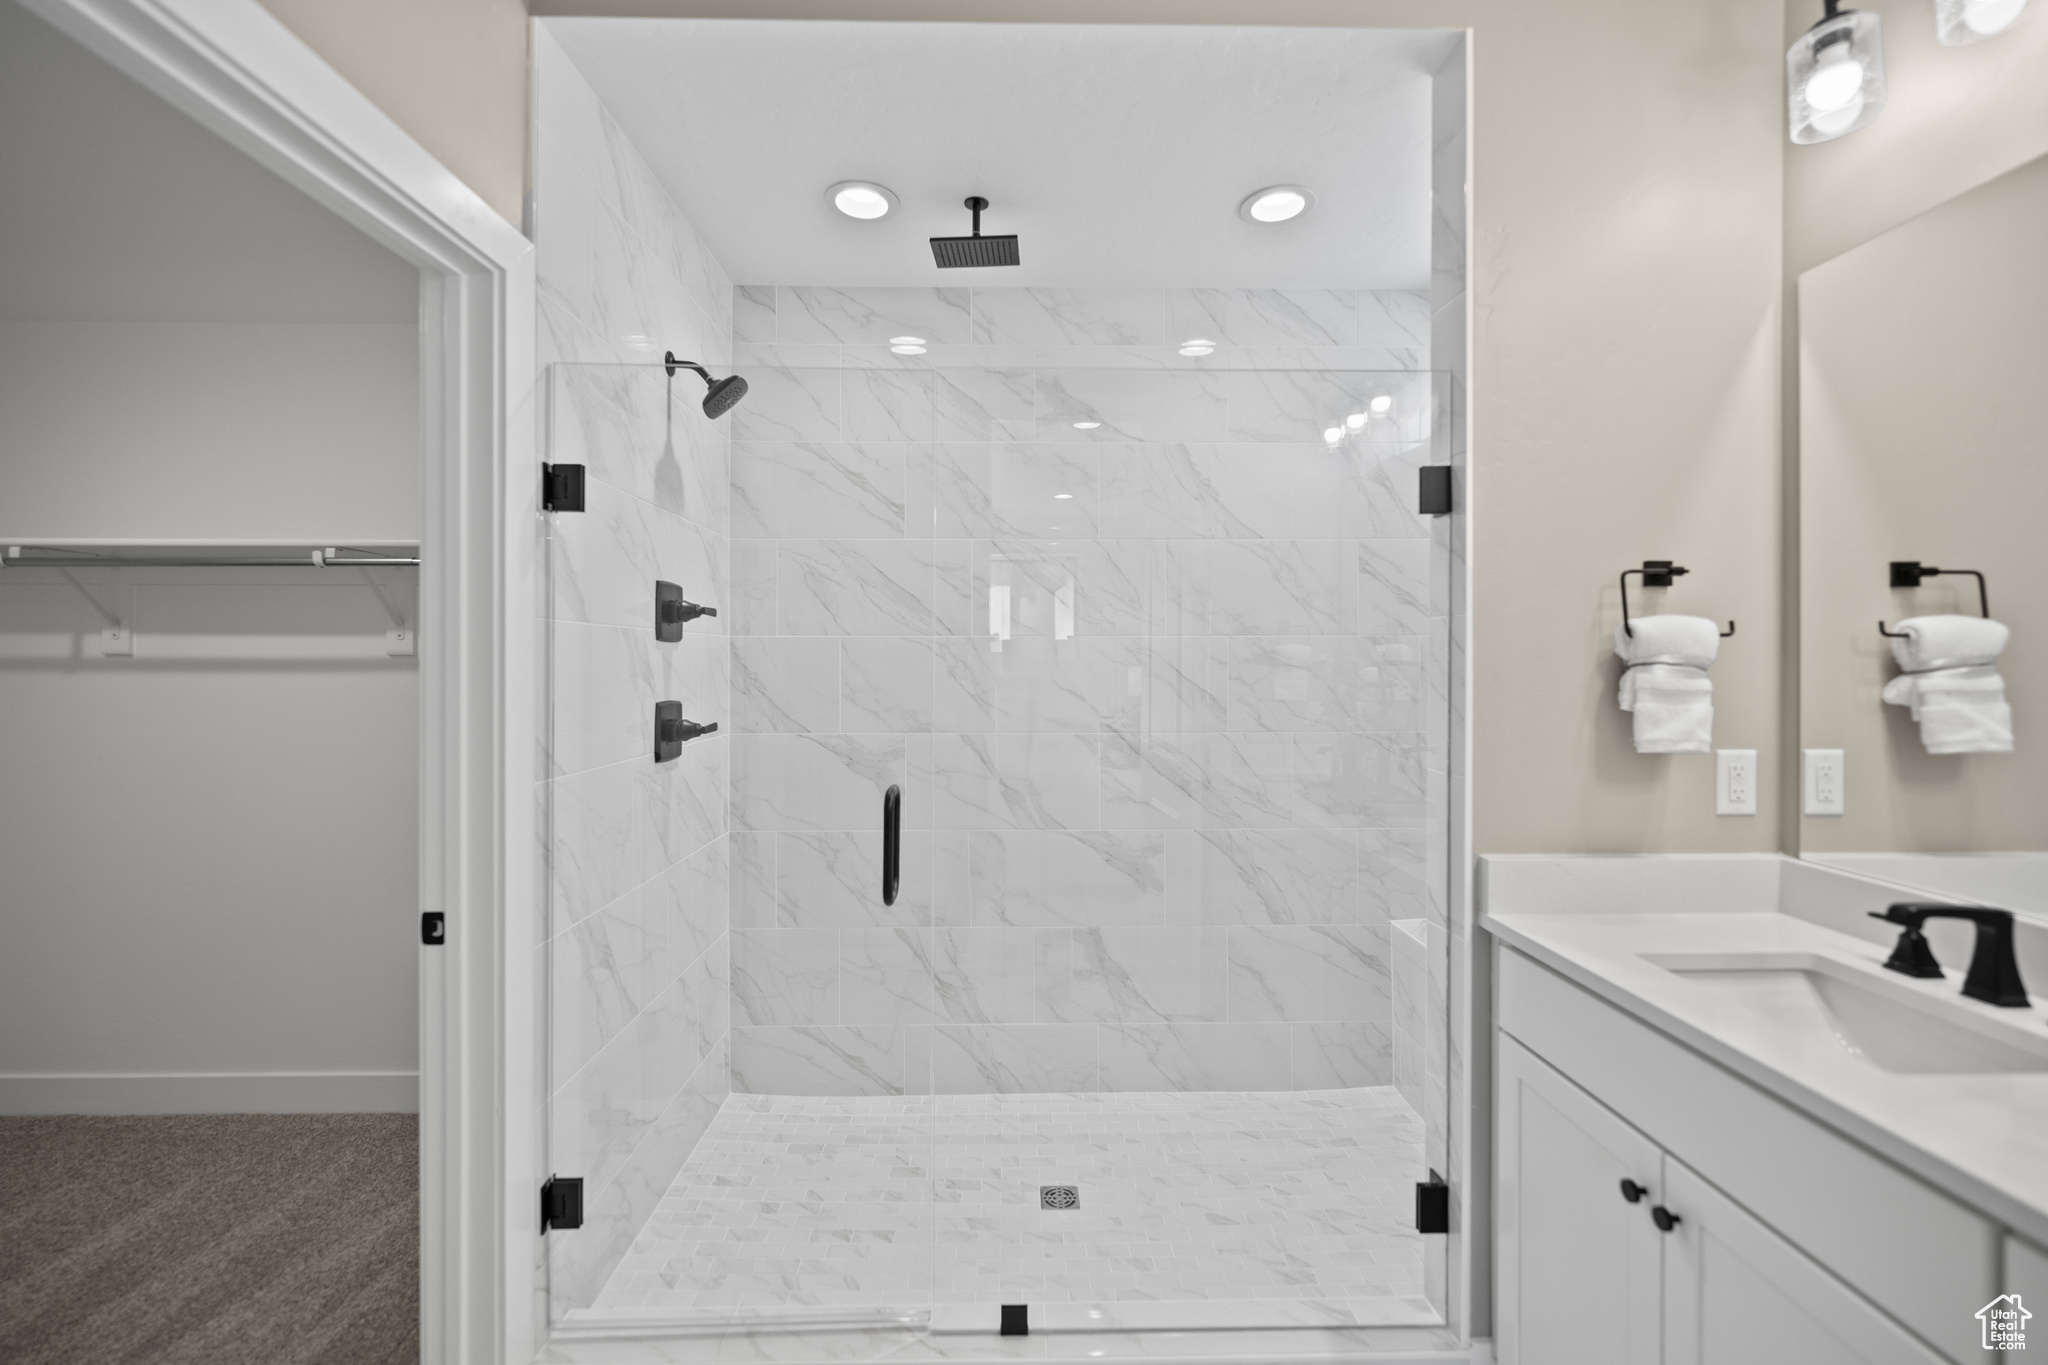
[930,196,1020,269]
[664,352,749,419]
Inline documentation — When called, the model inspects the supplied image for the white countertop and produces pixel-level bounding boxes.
[1484,909,2048,1248]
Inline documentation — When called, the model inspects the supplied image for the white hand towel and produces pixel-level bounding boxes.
[1619,662,1714,754]
[1882,664,2014,754]
[1889,615,2009,672]
[1614,614,1722,670]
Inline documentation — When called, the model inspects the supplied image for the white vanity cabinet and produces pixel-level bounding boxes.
[1496,946,1999,1364]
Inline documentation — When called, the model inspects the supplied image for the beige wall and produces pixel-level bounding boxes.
[255,0,531,228]
[1798,154,2048,852]
[530,0,1792,856]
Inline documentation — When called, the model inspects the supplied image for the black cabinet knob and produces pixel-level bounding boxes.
[1619,1178,1648,1204]
[1650,1205,1682,1233]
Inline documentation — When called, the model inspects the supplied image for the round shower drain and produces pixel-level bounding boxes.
[1040,1185,1079,1210]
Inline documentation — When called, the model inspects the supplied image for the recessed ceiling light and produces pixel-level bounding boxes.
[1323,427,1344,444]
[826,180,897,220]
[1370,395,1393,413]
[1239,185,1314,224]
[1073,421,1101,430]
[1345,412,1367,431]
[1179,338,1216,357]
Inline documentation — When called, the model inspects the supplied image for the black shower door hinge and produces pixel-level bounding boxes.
[541,1175,583,1232]
[1415,1170,1449,1233]
[543,463,586,512]
[1418,465,1452,516]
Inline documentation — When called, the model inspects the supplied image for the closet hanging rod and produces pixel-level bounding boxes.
[2,543,420,569]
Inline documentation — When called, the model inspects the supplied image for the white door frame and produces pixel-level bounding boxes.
[16,2,536,1362]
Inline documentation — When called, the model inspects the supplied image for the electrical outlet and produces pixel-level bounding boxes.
[1804,749,1845,816]
[1716,749,1757,815]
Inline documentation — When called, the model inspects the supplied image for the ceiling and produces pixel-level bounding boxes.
[546,18,1455,290]
[0,3,416,322]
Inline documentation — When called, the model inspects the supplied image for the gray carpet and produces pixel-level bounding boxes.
[0,1114,418,1365]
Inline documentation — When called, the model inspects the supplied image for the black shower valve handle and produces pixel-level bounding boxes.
[660,717,718,744]
[660,598,718,625]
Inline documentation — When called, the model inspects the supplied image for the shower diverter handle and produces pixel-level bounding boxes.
[660,597,717,625]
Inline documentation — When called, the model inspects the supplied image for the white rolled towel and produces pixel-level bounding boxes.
[1888,615,2009,672]
[1614,616,1718,754]
[1614,614,1722,671]
[1882,664,2014,754]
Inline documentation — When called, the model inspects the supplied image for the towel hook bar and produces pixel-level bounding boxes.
[1879,561,1989,637]
[1620,561,1735,639]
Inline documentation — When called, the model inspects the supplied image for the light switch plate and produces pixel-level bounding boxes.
[1804,749,1845,816]
[1716,749,1757,815]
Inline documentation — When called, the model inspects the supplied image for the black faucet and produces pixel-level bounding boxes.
[1869,903,2030,1008]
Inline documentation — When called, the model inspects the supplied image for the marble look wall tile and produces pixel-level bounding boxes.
[1168,290,1360,347]
[1295,443,1429,541]
[778,540,935,636]
[1204,731,1426,830]
[840,636,934,733]
[1036,369,1226,443]
[1144,636,1229,734]
[731,1024,905,1096]
[1292,1020,1393,1089]
[548,760,639,934]
[646,836,728,980]
[731,637,837,733]
[932,635,998,732]
[990,444,1098,538]
[730,928,839,1027]
[728,539,778,637]
[731,441,904,539]
[638,730,724,878]
[925,1024,1098,1094]
[550,892,648,1085]
[1096,1022,1290,1092]
[1099,732,1207,830]
[971,288,1172,347]
[733,284,777,342]
[1198,540,1358,636]
[731,732,903,832]
[1359,291,1433,350]
[1038,927,1228,1024]
[1228,924,1390,1024]
[1360,827,1428,924]
[778,286,972,345]
[934,368,1037,442]
[776,830,916,929]
[842,928,936,1028]
[548,620,651,778]
[956,829,1172,927]
[729,364,840,443]
[931,731,1102,830]
[1101,444,1294,540]
[728,833,776,930]
[987,637,1143,733]
[1198,828,1359,926]
[1357,539,1433,635]
[1228,635,1423,733]
[929,928,1038,1024]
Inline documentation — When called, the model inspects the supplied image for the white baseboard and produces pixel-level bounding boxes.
[0,1070,418,1114]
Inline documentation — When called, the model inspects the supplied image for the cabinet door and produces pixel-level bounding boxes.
[1496,1035,1664,1365]
[1661,1157,1946,1365]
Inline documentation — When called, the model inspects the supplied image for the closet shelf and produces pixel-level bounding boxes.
[2,540,420,568]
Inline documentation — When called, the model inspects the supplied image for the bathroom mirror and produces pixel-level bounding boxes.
[1797,150,2048,914]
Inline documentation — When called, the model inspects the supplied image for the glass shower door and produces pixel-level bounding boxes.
[540,357,934,1334]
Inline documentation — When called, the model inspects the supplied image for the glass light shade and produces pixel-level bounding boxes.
[1937,0,2028,43]
[1787,9,1886,144]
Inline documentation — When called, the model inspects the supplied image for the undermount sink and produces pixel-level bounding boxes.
[1641,951,2048,1075]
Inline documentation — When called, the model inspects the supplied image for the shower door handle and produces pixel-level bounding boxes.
[882,784,901,906]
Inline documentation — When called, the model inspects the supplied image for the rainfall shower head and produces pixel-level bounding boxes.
[664,353,749,419]
[930,197,1019,269]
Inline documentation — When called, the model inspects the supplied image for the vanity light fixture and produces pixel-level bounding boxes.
[1345,412,1367,431]
[1239,186,1314,224]
[1073,420,1101,430]
[889,335,927,355]
[1323,426,1344,445]
[1370,395,1393,414]
[1937,0,2028,42]
[826,180,897,219]
[1787,0,1886,144]
[1179,338,1216,357]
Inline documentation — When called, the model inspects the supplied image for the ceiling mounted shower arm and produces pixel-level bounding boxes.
[966,195,988,237]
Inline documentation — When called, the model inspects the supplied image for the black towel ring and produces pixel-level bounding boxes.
[1620,561,1735,639]
[1880,561,1989,638]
